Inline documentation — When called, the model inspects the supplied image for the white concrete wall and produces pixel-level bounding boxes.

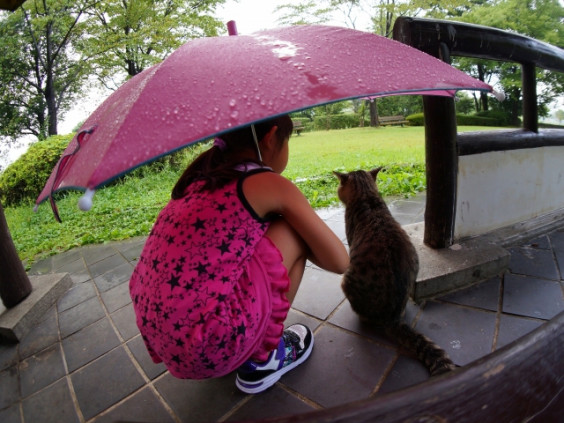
[454,146,564,239]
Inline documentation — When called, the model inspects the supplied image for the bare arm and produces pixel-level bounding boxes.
[243,172,349,274]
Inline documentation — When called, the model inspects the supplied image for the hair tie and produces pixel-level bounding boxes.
[213,137,227,150]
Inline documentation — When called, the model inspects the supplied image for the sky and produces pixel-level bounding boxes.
[215,0,367,34]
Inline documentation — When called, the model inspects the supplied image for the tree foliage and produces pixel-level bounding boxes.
[81,0,226,89]
[457,0,564,121]
[0,0,95,140]
[0,0,227,144]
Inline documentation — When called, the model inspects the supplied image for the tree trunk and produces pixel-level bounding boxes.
[477,64,489,111]
[0,201,32,308]
[369,99,378,127]
[46,74,58,136]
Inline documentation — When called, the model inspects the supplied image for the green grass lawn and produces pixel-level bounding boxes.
[5,125,502,267]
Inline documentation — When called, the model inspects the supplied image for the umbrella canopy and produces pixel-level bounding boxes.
[36,24,492,217]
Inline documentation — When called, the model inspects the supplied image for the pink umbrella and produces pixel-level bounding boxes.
[36,23,492,220]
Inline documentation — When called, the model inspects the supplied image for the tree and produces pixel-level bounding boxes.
[0,0,97,140]
[458,0,564,121]
[81,0,227,89]
[275,1,332,26]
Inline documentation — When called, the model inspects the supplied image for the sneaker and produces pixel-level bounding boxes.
[235,324,314,394]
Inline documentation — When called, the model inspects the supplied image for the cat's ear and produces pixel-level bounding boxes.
[370,167,384,180]
[333,171,347,182]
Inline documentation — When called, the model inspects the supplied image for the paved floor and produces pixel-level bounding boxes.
[1,192,563,423]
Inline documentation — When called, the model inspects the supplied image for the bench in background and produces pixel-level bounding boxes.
[378,115,409,126]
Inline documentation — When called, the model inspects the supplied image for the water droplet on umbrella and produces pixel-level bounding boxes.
[229,99,237,107]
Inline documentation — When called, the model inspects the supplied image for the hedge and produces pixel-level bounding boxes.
[0,135,72,206]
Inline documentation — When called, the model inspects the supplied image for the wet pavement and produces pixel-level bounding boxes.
[1,191,563,423]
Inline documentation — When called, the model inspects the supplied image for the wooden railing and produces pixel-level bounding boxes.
[393,17,564,248]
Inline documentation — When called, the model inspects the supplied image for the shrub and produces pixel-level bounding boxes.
[311,113,366,130]
[406,111,514,127]
[474,110,517,126]
[456,114,499,126]
[406,113,425,126]
[0,134,72,206]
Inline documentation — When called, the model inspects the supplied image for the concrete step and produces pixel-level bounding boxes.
[405,223,510,302]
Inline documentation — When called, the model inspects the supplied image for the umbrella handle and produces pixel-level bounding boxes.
[49,126,97,222]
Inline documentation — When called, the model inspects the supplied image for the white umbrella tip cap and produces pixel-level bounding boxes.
[492,89,505,102]
[78,189,96,211]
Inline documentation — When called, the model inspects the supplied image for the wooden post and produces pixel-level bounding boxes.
[522,62,538,133]
[393,17,458,248]
[0,201,32,308]
[423,96,458,248]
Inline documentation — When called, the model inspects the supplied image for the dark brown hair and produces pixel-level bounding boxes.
[171,115,293,199]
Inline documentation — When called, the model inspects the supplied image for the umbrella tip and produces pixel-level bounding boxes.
[492,89,505,102]
[78,188,96,212]
[227,20,238,36]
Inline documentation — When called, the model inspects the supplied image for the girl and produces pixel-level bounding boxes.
[129,114,349,394]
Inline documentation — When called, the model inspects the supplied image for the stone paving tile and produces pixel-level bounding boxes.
[284,309,324,332]
[153,372,246,423]
[93,261,134,292]
[548,229,564,279]
[414,301,497,366]
[282,324,397,408]
[56,280,97,312]
[51,249,82,272]
[27,256,53,275]
[507,244,560,281]
[19,343,66,398]
[437,276,501,312]
[126,335,167,380]
[18,306,59,359]
[322,211,347,242]
[226,385,316,421]
[376,354,430,395]
[0,365,19,410]
[0,403,20,423]
[0,342,18,372]
[101,281,132,313]
[328,300,395,348]
[502,274,563,320]
[58,296,105,338]
[113,238,146,262]
[68,269,91,285]
[292,266,345,320]
[387,197,426,226]
[91,386,175,423]
[81,245,120,266]
[496,314,544,349]
[88,253,129,278]
[52,253,85,275]
[110,304,139,341]
[21,378,79,423]
[71,346,145,421]
[62,317,121,372]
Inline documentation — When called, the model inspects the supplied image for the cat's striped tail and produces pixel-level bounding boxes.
[385,323,456,376]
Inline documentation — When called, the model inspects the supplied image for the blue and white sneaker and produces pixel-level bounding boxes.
[235,324,314,394]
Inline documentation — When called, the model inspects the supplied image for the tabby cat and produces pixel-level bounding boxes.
[334,167,455,376]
